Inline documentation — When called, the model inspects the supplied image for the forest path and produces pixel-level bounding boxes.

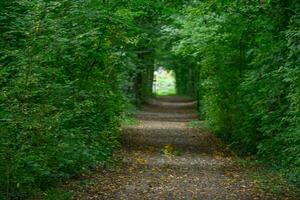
[66,96,279,200]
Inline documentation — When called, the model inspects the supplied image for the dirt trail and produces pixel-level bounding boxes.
[66,96,286,200]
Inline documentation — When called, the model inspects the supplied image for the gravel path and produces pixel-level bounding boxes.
[66,96,293,200]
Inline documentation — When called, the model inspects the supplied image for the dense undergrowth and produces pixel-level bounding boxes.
[0,0,299,198]
[0,0,175,198]
[162,0,300,188]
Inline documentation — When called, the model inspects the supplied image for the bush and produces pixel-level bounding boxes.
[0,0,139,198]
[164,0,300,183]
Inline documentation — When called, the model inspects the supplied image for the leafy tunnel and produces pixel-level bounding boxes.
[1,0,299,198]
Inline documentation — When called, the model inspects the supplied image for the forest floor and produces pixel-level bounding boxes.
[64,96,297,200]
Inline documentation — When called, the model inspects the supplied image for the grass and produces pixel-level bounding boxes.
[189,120,300,199]
[154,68,176,96]
[42,189,71,200]
[121,117,139,126]
[232,156,299,198]
[249,166,299,198]
[188,120,210,131]
[156,87,176,96]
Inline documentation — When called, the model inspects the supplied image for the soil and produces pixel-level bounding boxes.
[65,96,295,200]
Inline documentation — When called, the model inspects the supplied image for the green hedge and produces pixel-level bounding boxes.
[163,0,299,185]
[0,0,139,198]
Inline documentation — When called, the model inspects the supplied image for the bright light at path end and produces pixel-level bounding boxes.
[153,67,176,96]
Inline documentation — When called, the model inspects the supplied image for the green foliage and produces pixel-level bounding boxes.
[1,0,299,198]
[42,189,71,200]
[154,68,176,96]
[0,0,169,198]
[163,0,300,186]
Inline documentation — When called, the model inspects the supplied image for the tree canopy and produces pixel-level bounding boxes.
[0,0,299,198]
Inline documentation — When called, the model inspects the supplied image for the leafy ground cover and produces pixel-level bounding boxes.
[64,96,298,199]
